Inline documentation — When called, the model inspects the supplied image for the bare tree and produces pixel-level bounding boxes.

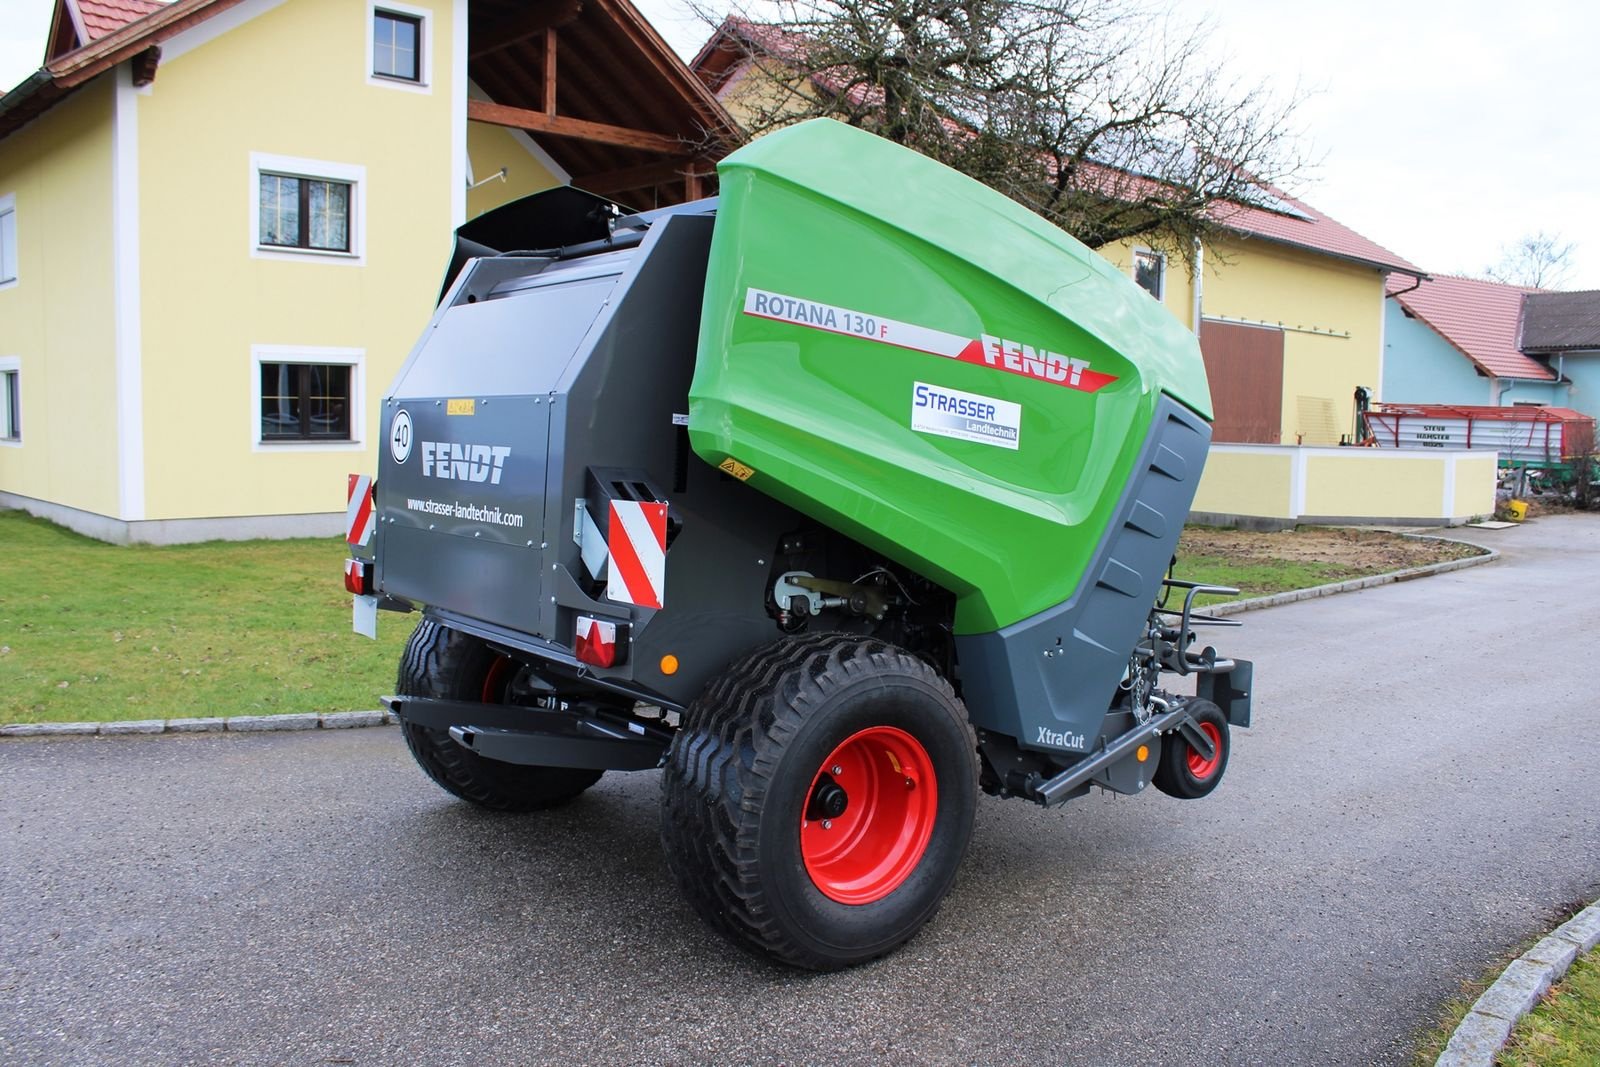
[696,0,1312,261]
[1484,231,1577,289]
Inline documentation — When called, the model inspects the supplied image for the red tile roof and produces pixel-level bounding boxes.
[1386,273,1556,381]
[76,0,167,42]
[1214,187,1423,277]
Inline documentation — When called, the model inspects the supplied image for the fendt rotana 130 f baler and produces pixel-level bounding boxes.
[344,118,1253,970]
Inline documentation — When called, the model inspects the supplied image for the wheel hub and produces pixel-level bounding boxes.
[800,726,938,905]
[806,776,850,821]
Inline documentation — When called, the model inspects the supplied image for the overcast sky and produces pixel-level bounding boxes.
[3,0,1595,287]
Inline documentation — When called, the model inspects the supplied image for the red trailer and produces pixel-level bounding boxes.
[1366,404,1596,470]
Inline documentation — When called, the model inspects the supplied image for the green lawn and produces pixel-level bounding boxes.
[1166,550,1351,608]
[0,511,418,724]
[0,510,1480,725]
[1500,949,1600,1067]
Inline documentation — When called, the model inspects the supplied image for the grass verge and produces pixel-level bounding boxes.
[1411,898,1597,1065]
[1497,953,1600,1067]
[1499,948,1600,1065]
[0,511,418,724]
[1,510,1484,725]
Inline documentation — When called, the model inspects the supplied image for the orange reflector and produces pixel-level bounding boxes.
[660,654,679,676]
[1136,745,1149,763]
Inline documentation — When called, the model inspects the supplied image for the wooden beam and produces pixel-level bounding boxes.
[542,28,557,115]
[577,156,706,196]
[684,168,704,201]
[131,46,161,88]
[469,0,583,62]
[468,99,684,153]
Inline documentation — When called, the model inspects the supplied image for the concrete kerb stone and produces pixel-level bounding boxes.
[0,721,99,737]
[98,719,166,735]
[167,717,226,732]
[0,710,394,738]
[1436,898,1600,1067]
[1471,959,1556,1023]
[322,710,386,729]
[1559,903,1600,952]
[226,713,322,732]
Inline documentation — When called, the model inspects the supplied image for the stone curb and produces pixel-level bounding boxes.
[1209,535,1498,617]
[1436,900,1600,1066]
[1,708,397,738]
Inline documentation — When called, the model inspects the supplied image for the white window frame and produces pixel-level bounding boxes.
[251,346,365,453]
[249,153,367,265]
[1132,246,1165,302]
[0,356,20,446]
[367,1,433,94]
[0,192,17,290]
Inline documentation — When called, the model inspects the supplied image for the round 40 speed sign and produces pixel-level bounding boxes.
[390,409,413,464]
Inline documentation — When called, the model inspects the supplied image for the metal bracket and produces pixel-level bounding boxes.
[574,498,608,580]
[391,695,667,771]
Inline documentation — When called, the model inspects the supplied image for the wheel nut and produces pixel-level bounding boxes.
[822,820,832,830]
[905,777,915,789]
[830,765,842,775]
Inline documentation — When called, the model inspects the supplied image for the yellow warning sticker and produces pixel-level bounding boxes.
[446,398,476,416]
[718,457,756,481]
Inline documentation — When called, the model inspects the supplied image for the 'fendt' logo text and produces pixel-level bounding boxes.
[980,334,1091,387]
[420,442,511,484]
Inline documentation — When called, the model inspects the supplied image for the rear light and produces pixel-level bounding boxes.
[575,615,627,668]
[344,558,372,595]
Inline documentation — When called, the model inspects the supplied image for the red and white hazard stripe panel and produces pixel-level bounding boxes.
[606,500,667,610]
[346,474,376,546]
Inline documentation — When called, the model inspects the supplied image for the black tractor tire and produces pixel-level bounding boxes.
[1152,698,1230,800]
[660,632,978,971]
[397,618,602,812]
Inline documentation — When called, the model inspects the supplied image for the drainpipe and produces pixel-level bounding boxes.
[1499,379,1515,406]
[1191,237,1204,336]
[1388,273,1424,300]
[1558,356,1568,403]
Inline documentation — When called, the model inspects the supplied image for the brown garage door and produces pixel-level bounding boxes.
[1199,319,1284,443]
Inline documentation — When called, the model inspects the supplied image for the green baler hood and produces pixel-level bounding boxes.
[689,119,1212,633]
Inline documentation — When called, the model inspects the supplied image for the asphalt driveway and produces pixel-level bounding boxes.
[2,516,1598,1066]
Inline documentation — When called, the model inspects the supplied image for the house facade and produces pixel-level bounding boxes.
[1382,273,1564,409]
[0,0,732,543]
[1522,290,1600,418]
[1102,224,1413,448]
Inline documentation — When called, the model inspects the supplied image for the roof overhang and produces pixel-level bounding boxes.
[1222,227,1429,281]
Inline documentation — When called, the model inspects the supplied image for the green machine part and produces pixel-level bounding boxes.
[689,119,1212,635]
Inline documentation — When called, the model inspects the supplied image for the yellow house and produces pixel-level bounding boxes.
[0,0,732,543]
[1096,197,1501,524]
[691,19,1497,525]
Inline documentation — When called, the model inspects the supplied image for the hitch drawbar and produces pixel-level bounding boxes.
[385,696,669,771]
[1029,703,1215,807]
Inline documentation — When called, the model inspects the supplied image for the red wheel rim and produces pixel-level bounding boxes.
[1187,721,1223,780]
[800,726,938,905]
[481,655,512,703]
